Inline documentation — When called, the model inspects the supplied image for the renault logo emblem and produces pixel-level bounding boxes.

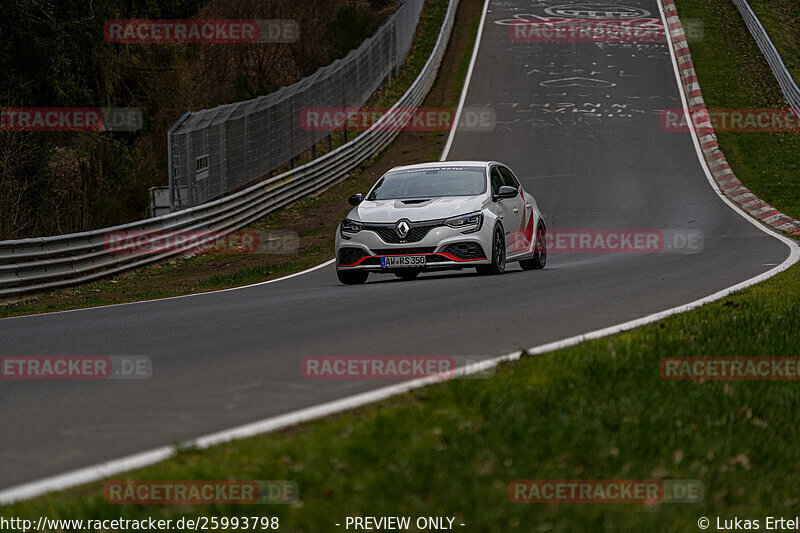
[395,220,410,239]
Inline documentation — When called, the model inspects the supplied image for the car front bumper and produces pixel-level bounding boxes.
[335,222,492,272]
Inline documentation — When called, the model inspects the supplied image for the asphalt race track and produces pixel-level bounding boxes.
[0,0,791,492]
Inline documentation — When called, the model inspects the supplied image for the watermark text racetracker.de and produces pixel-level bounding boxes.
[302,356,496,380]
[661,357,800,380]
[103,229,299,256]
[104,480,298,505]
[509,479,703,503]
[0,356,151,380]
[300,106,496,132]
[1,108,143,132]
[508,18,664,42]
[104,19,298,43]
[542,229,703,254]
[661,108,800,133]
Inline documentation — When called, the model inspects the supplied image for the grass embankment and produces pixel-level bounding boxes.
[674,0,800,220]
[4,0,800,531]
[745,0,800,85]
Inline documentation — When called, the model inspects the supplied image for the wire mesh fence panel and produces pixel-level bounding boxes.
[394,0,424,68]
[223,112,248,191]
[169,0,425,210]
[269,96,295,170]
[248,101,274,180]
[207,122,225,199]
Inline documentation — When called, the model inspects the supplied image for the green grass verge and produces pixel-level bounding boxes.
[193,246,329,289]
[745,0,800,85]
[674,0,800,220]
[6,260,799,531]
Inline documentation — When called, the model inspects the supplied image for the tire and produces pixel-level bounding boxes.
[337,269,368,285]
[520,222,546,270]
[477,226,506,275]
[394,270,420,280]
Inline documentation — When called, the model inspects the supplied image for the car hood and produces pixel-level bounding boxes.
[349,196,486,223]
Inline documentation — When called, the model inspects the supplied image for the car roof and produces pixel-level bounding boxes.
[387,161,501,172]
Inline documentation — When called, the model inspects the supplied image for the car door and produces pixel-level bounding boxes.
[490,165,518,254]
[497,165,527,255]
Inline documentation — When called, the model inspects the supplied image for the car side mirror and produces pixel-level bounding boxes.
[496,185,518,200]
[348,193,363,206]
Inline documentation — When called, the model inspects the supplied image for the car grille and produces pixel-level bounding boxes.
[363,219,445,244]
[338,247,368,265]
[370,247,436,255]
[442,242,486,260]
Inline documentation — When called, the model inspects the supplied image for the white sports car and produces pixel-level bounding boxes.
[335,161,546,284]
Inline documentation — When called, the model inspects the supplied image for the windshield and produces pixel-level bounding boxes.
[366,166,487,200]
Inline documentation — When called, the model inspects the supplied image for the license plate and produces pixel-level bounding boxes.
[381,255,427,268]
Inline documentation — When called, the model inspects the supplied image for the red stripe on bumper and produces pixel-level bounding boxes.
[339,252,486,267]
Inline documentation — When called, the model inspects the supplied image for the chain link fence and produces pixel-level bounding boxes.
[168,0,425,210]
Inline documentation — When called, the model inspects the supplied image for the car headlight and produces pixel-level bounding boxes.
[445,212,483,233]
[340,219,364,237]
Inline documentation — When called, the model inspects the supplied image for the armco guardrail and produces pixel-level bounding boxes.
[732,0,800,118]
[0,0,460,301]
[169,0,424,210]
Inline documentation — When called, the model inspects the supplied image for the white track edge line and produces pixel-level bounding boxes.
[440,0,490,160]
[0,259,335,322]
[1,0,798,506]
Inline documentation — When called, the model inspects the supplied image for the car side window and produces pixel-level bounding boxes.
[499,166,520,189]
[490,166,504,195]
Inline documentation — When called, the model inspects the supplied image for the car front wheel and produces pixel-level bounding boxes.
[477,226,506,275]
